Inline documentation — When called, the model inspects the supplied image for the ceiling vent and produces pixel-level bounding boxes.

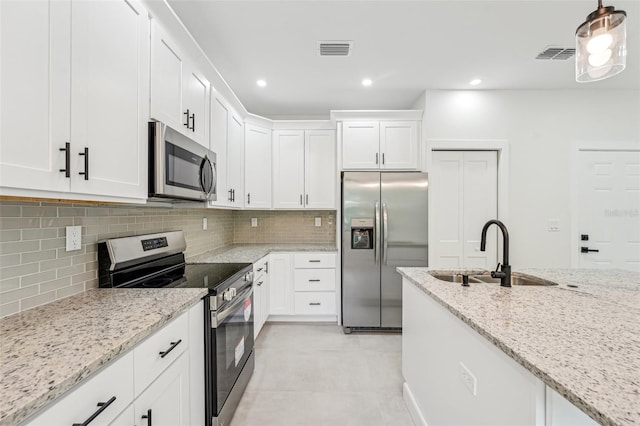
[535,46,576,60]
[318,41,353,57]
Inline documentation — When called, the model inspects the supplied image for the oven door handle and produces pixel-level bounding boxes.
[211,286,253,328]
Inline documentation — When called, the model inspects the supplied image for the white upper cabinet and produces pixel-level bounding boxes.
[244,124,271,209]
[341,120,420,170]
[150,21,209,148]
[272,129,336,209]
[0,0,149,201]
[304,130,336,208]
[0,0,71,193]
[209,92,243,208]
[272,130,305,209]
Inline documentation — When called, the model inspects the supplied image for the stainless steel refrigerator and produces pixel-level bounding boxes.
[341,172,428,332]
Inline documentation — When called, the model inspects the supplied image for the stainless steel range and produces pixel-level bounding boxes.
[98,231,254,426]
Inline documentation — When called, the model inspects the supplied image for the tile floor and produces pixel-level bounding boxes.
[231,323,414,426]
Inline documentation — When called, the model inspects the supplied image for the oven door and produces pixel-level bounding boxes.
[149,121,217,202]
[209,286,254,416]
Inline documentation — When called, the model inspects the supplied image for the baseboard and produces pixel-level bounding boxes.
[403,382,428,426]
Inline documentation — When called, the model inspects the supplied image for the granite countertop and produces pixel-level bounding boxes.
[397,267,640,426]
[187,243,338,264]
[0,288,208,426]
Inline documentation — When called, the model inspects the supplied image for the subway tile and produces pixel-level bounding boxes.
[1,218,40,230]
[58,207,87,217]
[0,285,39,304]
[0,254,21,268]
[0,229,21,243]
[40,277,72,293]
[41,238,65,250]
[21,270,57,287]
[55,283,85,299]
[0,262,39,280]
[40,257,72,272]
[21,249,57,264]
[72,270,97,284]
[87,207,110,217]
[72,252,96,265]
[0,205,21,217]
[0,277,20,292]
[0,301,19,318]
[21,206,58,217]
[41,217,73,227]
[0,200,28,206]
[57,263,85,278]
[20,291,56,311]
[22,228,59,240]
[57,246,85,258]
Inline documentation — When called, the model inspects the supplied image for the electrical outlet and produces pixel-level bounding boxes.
[315,217,322,227]
[547,219,560,232]
[203,218,208,230]
[459,362,477,396]
[65,226,82,252]
[251,218,258,228]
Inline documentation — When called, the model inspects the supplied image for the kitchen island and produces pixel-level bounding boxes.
[0,288,207,426]
[398,268,640,426]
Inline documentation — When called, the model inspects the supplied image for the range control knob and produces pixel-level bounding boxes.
[223,290,234,301]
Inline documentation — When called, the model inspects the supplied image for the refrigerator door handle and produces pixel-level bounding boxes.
[375,201,380,264]
[382,202,389,265]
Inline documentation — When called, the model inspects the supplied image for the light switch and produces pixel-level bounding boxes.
[251,218,258,227]
[65,226,82,251]
[315,217,322,227]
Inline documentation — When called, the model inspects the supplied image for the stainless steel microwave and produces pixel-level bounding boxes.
[148,122,217,202]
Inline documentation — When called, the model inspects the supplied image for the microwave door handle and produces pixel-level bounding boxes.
[374,201,380,265]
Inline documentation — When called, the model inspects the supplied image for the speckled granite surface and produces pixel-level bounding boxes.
[397,267,640,426]
[0,288,208,426]
[187,243,338,263]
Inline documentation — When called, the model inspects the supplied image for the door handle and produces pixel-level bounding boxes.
[78,147,89,180]
[374,201,380,264]
[59,142,70,177]
[190,113,195,131]
[375,153,379,165]
[141,408,152,426]
[300,194,303,206]
[382,202,388,264]
[247,193,251,204]
[581,247,599,253]
[183,109,190,128]
[72,396,116,426]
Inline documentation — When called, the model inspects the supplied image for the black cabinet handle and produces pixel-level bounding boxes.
[309,302,321,306]
[265,262,268,273]
[308,260,321,263]
[141,408,152,426]
[382,153,385,165]
[159,339,182,358]
[71,396,116,426]
[247,193,251,204]
[308,279,321,282]
[300,194,303,205]
[375,153,379,165]
[581,247,600,253]
[60,142,70,177]
[256,267,263,272]
[306,194,309,205]
[190,113,195,131]
[78,147,89,180]
[183,109,190,128]
[228,189,233,202]
[257,280,263,286]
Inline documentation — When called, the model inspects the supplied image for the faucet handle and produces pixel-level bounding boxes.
[494,262,501,272]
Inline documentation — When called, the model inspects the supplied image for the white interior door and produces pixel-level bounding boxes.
[577,150,640,271]
[431,151,498,268]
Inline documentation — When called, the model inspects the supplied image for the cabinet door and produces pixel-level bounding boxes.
[70,0,149,199]
[268,253,293,315]
[261,271,270,328]
[209,94,230,207]
[305,130,336,208]
[135,352,190,426]
[150,21,184,130]
[380,121,419,169]
[244,124,272,209]
[227,114,244,207]
[0,0,71,193]
[253,274,264,338]
[272,130,305,209]
[182,65,209,147]
[342,121,380,169]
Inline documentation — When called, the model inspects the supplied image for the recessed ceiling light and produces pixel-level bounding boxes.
[469,78,482,86]
[256,79,267,87]
[362,78,372,87]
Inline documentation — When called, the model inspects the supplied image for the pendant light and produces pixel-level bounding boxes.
[575,0,627,83]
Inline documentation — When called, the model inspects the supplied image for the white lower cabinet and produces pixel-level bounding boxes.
[268,253,293,316]
[134,352,190,426]
[253,256,270,338]
[22,302,204,426]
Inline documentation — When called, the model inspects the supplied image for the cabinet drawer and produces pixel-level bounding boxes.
[26,352,134,426]
[293,253,336,269]
[294,269,335,291]
[294,292,336,315]
[134,310,189,396]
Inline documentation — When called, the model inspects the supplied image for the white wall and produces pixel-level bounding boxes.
[422,89,640,268]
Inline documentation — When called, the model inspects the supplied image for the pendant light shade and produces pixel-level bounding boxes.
[575,0,627,83]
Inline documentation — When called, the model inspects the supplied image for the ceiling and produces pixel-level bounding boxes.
[168,0,640,119]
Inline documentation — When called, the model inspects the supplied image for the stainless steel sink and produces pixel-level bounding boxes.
[429,272,558,286]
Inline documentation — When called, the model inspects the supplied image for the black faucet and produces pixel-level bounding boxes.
[480,219,511,287]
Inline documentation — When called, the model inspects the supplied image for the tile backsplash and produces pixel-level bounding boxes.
[0,200,336,318]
